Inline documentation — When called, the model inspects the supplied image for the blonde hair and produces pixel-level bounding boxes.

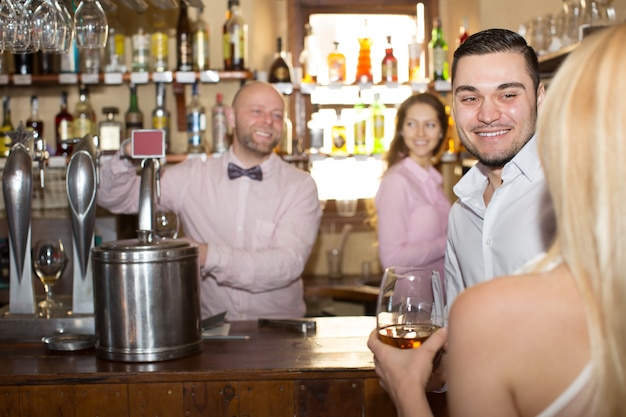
[537,23,626,416]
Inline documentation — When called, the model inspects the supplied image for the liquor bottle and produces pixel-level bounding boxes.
[35,51,58,75]
[330,110,347,156]
[408,34,422,83]
[457,17,469,47]
[327,41,346,83]
[60,37,79,73]
[224,0,248,70]
[73,85,97,139]
[98,107,122,153]
[353,91,367,155]
[192,8,210,71]
[355,20,373,84]
[277,111,293,155]
[186,82,206,154]
[55,91,74,156]
[307,104,324,154]
[299,23,319,83]
[429,17,449,81]
[176,2,193,72]
[14,53,33,75]
[26,95,44,141]
[0,96,14,157]
[222,0,233,69]
[370,93,385,154]
[104,10,126,73]
[211,93,229,154]
[152,82,171,152]
[125,84,144,140]
[381,35,398,83]
[131,11,151,72]
[268,37,291,83]
[151,10,169,72]
[80,48,101,74]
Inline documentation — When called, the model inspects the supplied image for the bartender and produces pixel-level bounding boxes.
[97,81,322,321]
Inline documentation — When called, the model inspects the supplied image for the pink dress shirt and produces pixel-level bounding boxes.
[375,157,451,279]
[97,148,322,321]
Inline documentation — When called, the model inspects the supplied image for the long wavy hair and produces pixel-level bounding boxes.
[537,23,626,416]
[384,93,448,171]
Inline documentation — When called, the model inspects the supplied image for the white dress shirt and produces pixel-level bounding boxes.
[444,135,556,308]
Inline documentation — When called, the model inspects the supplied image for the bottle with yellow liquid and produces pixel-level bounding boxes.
[327,41,346,84]
[1,96,14,156]
[371,93,386,154]
[355,20,373,84]
[331,110,347,155]
[353,91,367,155]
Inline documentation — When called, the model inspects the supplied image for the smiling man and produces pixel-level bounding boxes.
[97,81,322,321]
[444,29,557,309]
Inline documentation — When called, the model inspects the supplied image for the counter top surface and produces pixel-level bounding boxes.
[0,316,377,385]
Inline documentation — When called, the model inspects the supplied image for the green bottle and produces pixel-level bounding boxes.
[429,17,449,81]
[371,93,386,155]
[353,91,367,155]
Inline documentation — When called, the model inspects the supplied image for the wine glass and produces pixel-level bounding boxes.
[376,266,445,349]
[73,0,108,49]
[154,210,180,239]
[33,239,66,318]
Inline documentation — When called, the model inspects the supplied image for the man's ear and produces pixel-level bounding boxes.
[226,107,236,129]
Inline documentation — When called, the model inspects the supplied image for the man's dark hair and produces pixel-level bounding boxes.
[451,28,540,92]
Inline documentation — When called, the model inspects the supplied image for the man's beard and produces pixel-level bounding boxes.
[236,129,280,157]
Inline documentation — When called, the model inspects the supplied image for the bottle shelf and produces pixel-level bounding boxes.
[0,70,254,87]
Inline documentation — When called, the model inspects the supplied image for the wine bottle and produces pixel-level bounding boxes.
[355,20,373,84]
[152,83,171,153]
[457,17,469,47]
[381,35,398,83]
[187,82,207,154]
[269,37,291,83]
[327,41,346,83]
[73,85,97,139]
[429,17,449,81]
[224,0,247,70]
[176,2,193,72]
[353,92,367,155]
[192,8,210,71]
[151,10,169,72]
[55,91,74,156]
[125,84,144,140]
[0,96,14,157]
[131,11,151,72]
[98,107,122,153]
[222,0,233,69]
[371,93,385,154]
[211,93,229,154]
[26,95,44,142]
[14,53,33,75]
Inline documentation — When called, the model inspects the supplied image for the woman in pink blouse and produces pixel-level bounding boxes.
[374,93,451,279]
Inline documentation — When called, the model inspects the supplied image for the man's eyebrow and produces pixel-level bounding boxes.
[454,82,526,95]
[498,82,526,90]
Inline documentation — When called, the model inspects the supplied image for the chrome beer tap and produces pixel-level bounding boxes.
[2,123,48,315]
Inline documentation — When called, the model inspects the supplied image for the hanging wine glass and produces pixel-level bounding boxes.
[74,0,108,49]
[33,0,61,52]
[54,0,74,53]
[6,0,39,53]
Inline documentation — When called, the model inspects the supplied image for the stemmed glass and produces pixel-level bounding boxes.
[376,266,445,349]
[154,210,180,239]
[33,239,66,318]
[74,0,108,49]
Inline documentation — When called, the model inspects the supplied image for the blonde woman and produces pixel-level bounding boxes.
[369,24,626,417]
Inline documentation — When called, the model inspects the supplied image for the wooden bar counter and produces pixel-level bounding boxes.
[0,316,448,417]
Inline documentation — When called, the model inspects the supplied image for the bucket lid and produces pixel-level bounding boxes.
[91,236,198,262]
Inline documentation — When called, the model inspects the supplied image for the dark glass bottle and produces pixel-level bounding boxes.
[268,37,291,83]
[381,35,398,83]
[26,95,44,141]
[176,2,193,72]
[55,91,74,156]
[125,84,144,140]
[13,53,33,75]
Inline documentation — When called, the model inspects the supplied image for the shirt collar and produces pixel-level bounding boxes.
[400,157,443,185]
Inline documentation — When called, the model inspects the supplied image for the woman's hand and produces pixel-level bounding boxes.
[367,327,448,417]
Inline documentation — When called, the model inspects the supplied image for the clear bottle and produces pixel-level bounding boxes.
[224,0,248,70]
[152,82,171,153]
[307,104,324,154]
[192,8,210,71]
[327,41,346,83]
[151,10,169,72]
[98,107,122,153]
[26,95,44,142]
[125,84,144,140]
[408,34,422,83]
[299,23,320,83]
[429,17,449,81]
[0,96,14,157]
[277,111,293,155]
[211,92,229,154]
[269,37,292,83]
[104,10,126,73]
[381,35,398,83]
[176,2,193,72]
[131,11,151,73]
[353,91,367,155]
[80,48,102,74]
[186,82,207,154]
[73,85,97,139]
[55,91,74,156]
[330,110,347,156]
[370,92,386,155]
[60,37,79,73]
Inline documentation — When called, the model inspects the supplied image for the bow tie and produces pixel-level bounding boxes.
[227,162,263,181]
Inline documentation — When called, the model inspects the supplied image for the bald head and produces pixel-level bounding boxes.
[232,81,285,111]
